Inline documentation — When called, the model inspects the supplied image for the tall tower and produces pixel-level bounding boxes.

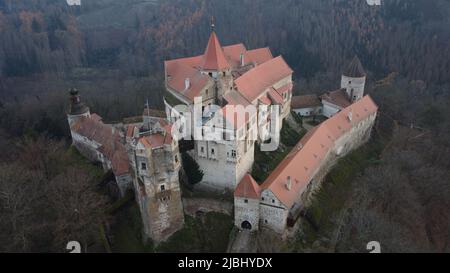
[341,56,366,103]
[67,88,90,126]
[201,20,232,104]
[130,123,184,244]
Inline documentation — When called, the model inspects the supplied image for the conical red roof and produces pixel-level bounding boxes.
[202,31,230,71]
[234,173,261,199]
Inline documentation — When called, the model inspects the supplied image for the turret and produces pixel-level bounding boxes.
[341,56,366,103]
[67,88,90,126]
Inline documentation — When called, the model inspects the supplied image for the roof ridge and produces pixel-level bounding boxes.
[202,31,230,71]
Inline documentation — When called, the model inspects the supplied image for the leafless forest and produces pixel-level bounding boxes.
[0,0,448,252]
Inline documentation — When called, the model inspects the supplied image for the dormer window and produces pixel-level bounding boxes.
[160,185,165,191]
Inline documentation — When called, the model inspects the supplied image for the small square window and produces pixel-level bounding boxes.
[244,199,248,203]
[272,199,275,203]
[160,185,165,191]
[141,162,147,170]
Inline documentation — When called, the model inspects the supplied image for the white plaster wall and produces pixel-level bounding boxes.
[341,75,366,102]
[259,190,288,233]
[293,106,322,117]
[322,101,342,118]
[196,141,237,190]
[234,197,260,231]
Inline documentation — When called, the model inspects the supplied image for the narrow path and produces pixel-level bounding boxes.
[182,197,233,217]
[228,230,257,253]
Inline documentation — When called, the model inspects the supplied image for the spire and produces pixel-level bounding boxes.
[202,19,230,71]
[210,16,215,32]
[344,55,366,78]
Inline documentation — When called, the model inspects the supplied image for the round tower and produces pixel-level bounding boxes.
[340,56,366,103]
[67,88,90,126]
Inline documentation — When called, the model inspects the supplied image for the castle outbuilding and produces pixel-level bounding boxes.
[235,95,378,233]
[292,56,367,118]
[67,90,184,243]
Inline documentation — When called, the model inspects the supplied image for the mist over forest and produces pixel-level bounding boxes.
[0,0,448,252]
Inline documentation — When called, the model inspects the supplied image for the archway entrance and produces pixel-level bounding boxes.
[241,220,252,230]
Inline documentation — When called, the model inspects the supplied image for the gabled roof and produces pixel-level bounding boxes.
[111,143,130,176]
[246,47,273,65]
[138,122,174,149]
[261,95,378,208]
[71,116,120,146]
[320,89,351,109]
[202,31,230,71]
[223,90,251,106]
[235,173,261,199]
[71,116,130,177]
[344,55,366,78]
[268,88,284,105]
[165,61,212,101]
[291,95,322,109]
[235,56,293,103]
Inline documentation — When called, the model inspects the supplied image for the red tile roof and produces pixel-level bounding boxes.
[222,44,273,67]
[222,43,247,67]
[223,90,251,106]
[291,95,322,109]
[258,95,272,105]
[138,123,174,149]
[126,125,136,138]
[164,33,287,105]
[235,56,293,103]
[71,116,130,177]
[91,113,102,122]
[71,116,120,146]
[111,143,130,176]
[246,47,273,65]
[260,95,378,208]
[275,82,293,94]
[165,61,212,101]
[268,88,284,105]
[202,31,230,71]
[321,89,351,109]
[234,173,261,199]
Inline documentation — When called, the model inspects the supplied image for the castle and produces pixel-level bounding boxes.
[164,26,293,190]
[67,26,378,243]
[67,90,184,243]
[233,55,378,233]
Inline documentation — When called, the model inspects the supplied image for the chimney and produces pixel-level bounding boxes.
[286,176,292,191]
[184,78,190,90]
[240,53,245,67]
[347,109,353,122]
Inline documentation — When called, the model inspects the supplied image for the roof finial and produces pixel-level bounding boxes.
[210,16,215,32]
